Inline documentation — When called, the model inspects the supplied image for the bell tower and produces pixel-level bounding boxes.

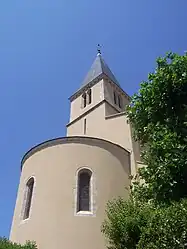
[67,49,130,124]
[67,49,140,176]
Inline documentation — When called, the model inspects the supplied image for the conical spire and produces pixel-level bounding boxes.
[81,51,120,88]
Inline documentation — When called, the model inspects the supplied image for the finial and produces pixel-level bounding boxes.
[97,44,101,55]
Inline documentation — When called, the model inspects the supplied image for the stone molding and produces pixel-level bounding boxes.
[21,136,129,170]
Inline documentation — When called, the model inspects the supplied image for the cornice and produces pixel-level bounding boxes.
[69,73,131,102]
[21,136,129,170]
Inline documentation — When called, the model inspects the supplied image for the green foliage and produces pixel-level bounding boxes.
[128,52,187,144]
[127,52,187,203]
[101,198,153,249]
[102,52,187,249]
[137,199,187,249]
[0,238,37,249]
[102,198,187,249]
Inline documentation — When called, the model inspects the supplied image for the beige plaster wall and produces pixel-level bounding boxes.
[67,102,105,137]
[103,80,130,111]
[105,102,118,116]
[10,137,130,249]
[67,103,131,149]
[67,102,139,176]
[67,78,141,175]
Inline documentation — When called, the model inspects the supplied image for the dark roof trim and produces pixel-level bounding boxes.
[69,74,103,101]
[69,74,131,102]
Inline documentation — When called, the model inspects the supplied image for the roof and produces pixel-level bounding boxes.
[21,136,129,169]
[80,53,121,88]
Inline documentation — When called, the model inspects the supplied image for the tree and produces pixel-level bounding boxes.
[102,198,187,249]
[102,52,187,248]
[0,237,37,249]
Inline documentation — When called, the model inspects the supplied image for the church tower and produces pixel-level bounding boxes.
[67,50,140,175]
[10,51,140,249]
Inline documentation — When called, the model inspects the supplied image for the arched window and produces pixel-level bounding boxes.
[118,95,122,108]
[77,169,92,212]
[23,177,34,220]
[113,91,117,105]
[87,89,92,104]
[82,93,87,108]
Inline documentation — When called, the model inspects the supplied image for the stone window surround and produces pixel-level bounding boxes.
[20,175,36,224]
[82,92,87,108]
[81,89,92,108]
[113,90,122,109]
[74,167,96,217]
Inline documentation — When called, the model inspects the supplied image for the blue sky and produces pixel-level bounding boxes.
[0,0,187,238]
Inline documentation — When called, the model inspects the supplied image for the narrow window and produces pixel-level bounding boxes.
[113,91,117,105]
[118,95,122,108]
[84,118,87,134]
[77,169,92,212]
[23,177,34,220]
[82,93,87,108]
[88,89,92,104]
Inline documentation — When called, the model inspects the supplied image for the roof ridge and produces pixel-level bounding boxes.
[80,53,120,89]
[99,54,120,86]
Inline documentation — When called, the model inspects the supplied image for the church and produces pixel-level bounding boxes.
[10,50,142,249]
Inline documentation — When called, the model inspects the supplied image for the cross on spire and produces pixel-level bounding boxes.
[97,44,101,55]
[80,46,121,88]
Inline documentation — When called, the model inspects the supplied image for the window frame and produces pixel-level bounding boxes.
[75,168,94,216]
[118,95,122,108]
